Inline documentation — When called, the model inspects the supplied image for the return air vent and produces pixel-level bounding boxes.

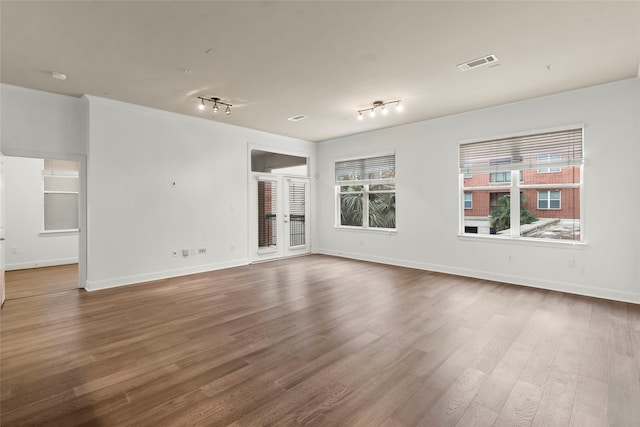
[287,115,308,122]
[457,54,499,71]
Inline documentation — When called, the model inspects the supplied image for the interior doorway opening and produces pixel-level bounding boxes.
[3,155,84,299]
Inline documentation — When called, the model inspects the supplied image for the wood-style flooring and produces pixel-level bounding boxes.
[1,255,639,426]
[4,264,78,300]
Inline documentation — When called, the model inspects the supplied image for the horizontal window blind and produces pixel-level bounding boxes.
[335,154,395,184]
[459,128,583,174]
[44,159,79,171]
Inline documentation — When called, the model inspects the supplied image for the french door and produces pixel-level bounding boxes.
[251,174,310,262]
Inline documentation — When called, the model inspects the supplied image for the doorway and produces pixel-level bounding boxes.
[3,155,83,299]
[249,149,310,262]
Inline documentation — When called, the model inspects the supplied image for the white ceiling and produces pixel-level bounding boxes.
[1,1,639,142]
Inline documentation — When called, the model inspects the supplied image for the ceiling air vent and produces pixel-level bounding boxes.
[287,115,308,122]
[457,54,498,71]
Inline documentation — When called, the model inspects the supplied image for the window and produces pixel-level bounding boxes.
[464,192,472,209]
[335,154,396,230]
[43,159,79,232]
[538,190,561,210]
[537,153,562,173]
[459,128,583,241]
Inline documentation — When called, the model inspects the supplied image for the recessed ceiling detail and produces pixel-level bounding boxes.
[287,115,307,122]
[457,54,499,71]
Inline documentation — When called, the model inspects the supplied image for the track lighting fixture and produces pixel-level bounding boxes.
[197,96,232,116]
[357,100,403,120]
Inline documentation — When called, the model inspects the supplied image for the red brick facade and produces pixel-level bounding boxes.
[463,166,580,219]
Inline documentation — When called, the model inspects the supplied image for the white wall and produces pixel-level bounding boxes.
[85,96,315,291]
[4,156,78,269]
[316,78,640,303]
[1,84,86,156]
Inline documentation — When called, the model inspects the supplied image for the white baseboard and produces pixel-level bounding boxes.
[85,258,250,292]
[6,258,78,271]
[313,249,640,304]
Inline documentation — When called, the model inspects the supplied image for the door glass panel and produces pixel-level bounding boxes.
[289,181,306,247]
[258,180,277,249]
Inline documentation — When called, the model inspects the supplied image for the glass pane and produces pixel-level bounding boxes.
[289,182,306,247]
[368,192,396,229]
[463,169,510,234]
[258,180,277,249]
[340,185,364,193]
[370,184,395,191]
[44,193,78,230]
[523,167,581,240]
[340,193,363,226]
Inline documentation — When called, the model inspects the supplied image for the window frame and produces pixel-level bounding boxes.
[464,192,472,209]
[537,153,562,173]
[459,126,584,243]
[335,153,396,231]
[537,190,561,210]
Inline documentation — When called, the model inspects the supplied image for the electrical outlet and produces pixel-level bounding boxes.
[190,249,196,256]
[10,247,17,254]
[182,249,189,257]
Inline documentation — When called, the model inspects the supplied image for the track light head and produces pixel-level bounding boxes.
[198,99,205,110]
[225,105,231,115]
[213,103,219,113]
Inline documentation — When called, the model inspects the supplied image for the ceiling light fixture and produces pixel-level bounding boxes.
[357,100,402,120]
[197,96,232,116]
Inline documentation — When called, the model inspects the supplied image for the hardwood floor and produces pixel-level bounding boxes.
[4,264,78,300]
[1,255,639,426]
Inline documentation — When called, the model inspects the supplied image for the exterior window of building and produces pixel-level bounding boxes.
[537,153,562,173]
[459,128,583,241]
[43,159,80,232]
[464,192,472,209]
[335,154,396,230]
[538,190,561,209]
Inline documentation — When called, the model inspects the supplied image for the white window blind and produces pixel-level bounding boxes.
[335,154,395,185]
[459,128,583,174]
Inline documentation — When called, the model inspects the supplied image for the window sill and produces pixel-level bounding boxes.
[40,229,79,236]
[457,233,586,249]
[334,226,397,235]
